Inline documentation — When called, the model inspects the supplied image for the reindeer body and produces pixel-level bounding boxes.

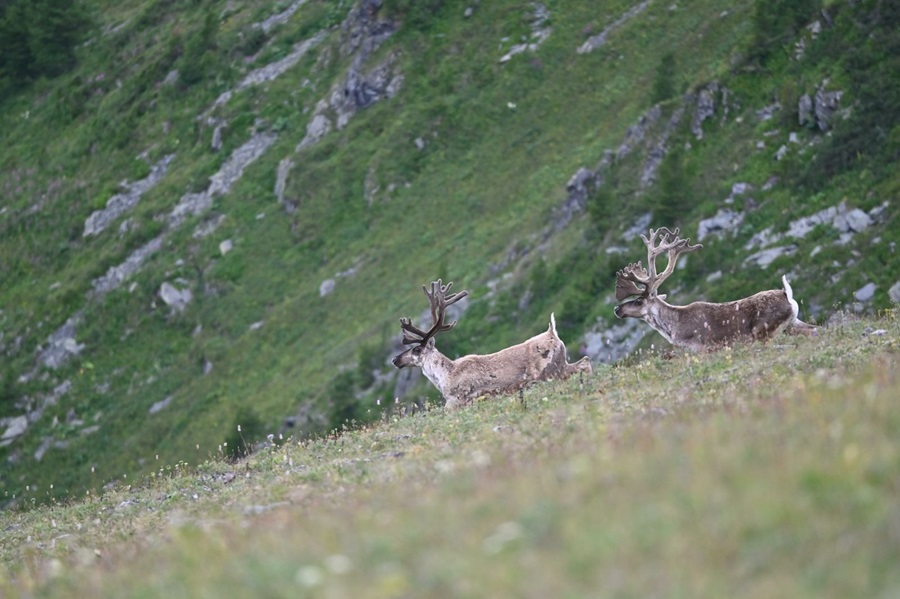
[616,278,803,351]
[614,228,816,352]
[393,281,591,408]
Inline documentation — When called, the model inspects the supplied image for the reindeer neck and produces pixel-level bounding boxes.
[419,349,456,395]
[644,298,681,345]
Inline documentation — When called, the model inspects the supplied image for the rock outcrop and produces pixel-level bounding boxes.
[159,282,193,313]
[697,208,744,242]
[295,2,400,151]
[853,283,876,303]
[275,158,295,208]
[743,201,886,268]
[211,32,327,111]
[582,319,645,364]
[255,0,309,33]
[577,0,651,54]
[499,3,551,63]
[692,83,718,140]
[889,282,900,304]
[798,80,843,131]
[35,313,85,371]
[83,155,174,237]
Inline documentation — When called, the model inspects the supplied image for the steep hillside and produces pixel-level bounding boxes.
[1,314,898,596]
[0,0,898,504]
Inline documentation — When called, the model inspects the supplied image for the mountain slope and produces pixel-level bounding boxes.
[0,0,897,503]
[1,314,898,596]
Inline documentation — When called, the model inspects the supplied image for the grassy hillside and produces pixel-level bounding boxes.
[1,313,898,596]
[1,0,898,504]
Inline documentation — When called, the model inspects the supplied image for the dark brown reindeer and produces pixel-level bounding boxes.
[392,280,592,408]
[614,227,816,351]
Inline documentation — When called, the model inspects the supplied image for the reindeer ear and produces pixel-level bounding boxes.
[426,337,436,348]
[657,294,667,301]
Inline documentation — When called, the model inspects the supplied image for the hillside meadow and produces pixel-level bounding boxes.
[2,0,897,503]
[1,311,897,597]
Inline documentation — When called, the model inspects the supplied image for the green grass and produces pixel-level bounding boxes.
[1,313,898,597]
[1,0,898,508]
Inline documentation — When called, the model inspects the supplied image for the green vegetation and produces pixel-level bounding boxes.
[799,0,900,185]
[652,144,694,229]
[1,314,898,596]
[0,0,91,92]
[0,0,897,512]
[749,0,821,65]
[650,52,677,104]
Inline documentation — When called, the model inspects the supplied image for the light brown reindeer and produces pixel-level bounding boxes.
[614,227,816,351]
[392,280,592,408]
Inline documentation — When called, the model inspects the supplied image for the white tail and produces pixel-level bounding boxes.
[392,280,591,408]
[614,228,816,351]
[782,275,799,320]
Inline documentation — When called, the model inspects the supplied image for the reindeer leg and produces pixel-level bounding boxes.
[785,320,818,336]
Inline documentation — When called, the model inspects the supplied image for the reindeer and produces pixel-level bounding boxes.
[392,280,592,408]
[614,227,816,352]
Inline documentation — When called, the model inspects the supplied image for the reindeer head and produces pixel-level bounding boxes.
[614,227,701,320]
[392,279,468,369]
